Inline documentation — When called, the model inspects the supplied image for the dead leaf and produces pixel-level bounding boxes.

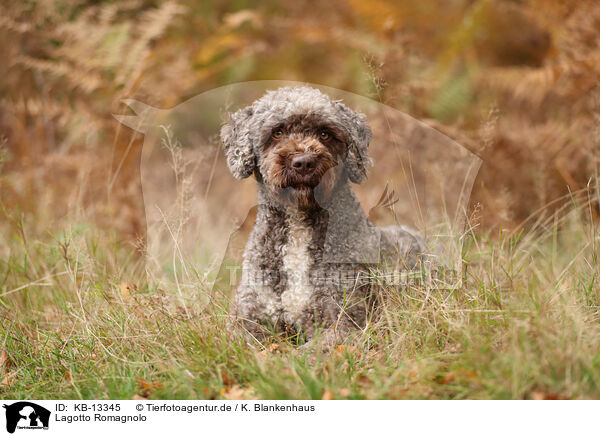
[530,390,566,400]
[65,371,72,381]
[435,373,454,384]
[434,369,478,384]
[0,371,16,388]
[268,343,279,353]
[222,385,256,400]
[131,394,148,401]
[336,345,355,353]
[202,387,216,400]
[338,388,351,397]
[335,345,360,358]
[457,369,478,379]
[357,375,371,387]
[220,370,235,386]
[530,391,545,400]
[0,349,10,368]
[137,378,163,398]
[119,282,136,300]
[321,390,334,400]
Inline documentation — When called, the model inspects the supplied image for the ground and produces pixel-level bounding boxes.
[1,195,599,400]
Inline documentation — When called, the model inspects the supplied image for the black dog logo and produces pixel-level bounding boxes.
[2,402,50,433]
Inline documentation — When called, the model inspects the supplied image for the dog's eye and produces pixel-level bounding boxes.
[272,130,283,140]
[319,131,331,141]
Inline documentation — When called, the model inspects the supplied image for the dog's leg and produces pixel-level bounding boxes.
[228,278,286,345]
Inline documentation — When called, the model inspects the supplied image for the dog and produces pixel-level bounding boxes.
[221,86,425,345]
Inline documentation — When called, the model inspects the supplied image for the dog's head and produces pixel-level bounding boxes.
[221,86,372,209]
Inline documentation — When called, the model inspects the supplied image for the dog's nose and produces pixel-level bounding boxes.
[291,154,317,174]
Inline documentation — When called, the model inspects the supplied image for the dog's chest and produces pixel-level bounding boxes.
[280,214,314,326]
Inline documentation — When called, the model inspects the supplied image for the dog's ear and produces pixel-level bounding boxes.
[220,106,256,179]
[336,103,372,184]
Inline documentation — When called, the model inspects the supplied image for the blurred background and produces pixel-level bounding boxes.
[1,0,599,243]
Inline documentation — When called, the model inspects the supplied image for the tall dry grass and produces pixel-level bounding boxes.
[0,184,599,399]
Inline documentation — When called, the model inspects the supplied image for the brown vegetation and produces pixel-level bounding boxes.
[1,0,599,237]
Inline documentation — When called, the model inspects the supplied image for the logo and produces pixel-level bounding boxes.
[115,81,481,293]
[2,402,50,434]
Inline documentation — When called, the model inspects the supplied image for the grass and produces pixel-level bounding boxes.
[1,196,600,400]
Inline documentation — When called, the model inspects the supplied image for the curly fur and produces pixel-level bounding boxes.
[221,86,425,344]
[221,86,372,183]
